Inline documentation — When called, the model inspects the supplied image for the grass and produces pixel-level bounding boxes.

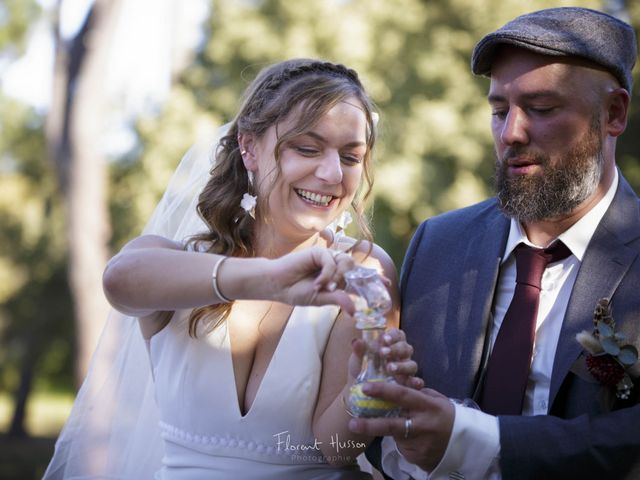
[0,392,73,480]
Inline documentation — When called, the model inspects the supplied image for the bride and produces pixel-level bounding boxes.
[44,58,417,479]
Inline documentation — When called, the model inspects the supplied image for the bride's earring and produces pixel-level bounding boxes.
[240,169,257,219]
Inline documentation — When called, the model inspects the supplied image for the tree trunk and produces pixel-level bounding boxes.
[46,0,123,385]
[7,351,34,438]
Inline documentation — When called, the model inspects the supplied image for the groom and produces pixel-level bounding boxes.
[351,7,640,480]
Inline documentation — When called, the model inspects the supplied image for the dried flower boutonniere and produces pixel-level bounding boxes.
[576,298,639,400]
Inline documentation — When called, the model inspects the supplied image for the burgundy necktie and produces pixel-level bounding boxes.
[479,241,572,415]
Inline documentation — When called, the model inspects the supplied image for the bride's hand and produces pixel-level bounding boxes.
[268,247,356,313]
[348,328,423,389]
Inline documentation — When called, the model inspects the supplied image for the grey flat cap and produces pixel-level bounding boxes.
[471,7,637,92]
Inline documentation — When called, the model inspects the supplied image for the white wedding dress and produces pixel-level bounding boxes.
[148,306,369,480]
[44,128,371,479]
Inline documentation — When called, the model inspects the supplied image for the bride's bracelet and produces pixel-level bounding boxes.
[211,256,232,303]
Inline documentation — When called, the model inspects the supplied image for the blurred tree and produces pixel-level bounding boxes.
[1,0,207,460]
[46,0,123,383]
[0,0,75,439]
[0,96,73,437]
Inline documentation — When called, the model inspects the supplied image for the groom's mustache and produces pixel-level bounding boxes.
[499,146,548,168]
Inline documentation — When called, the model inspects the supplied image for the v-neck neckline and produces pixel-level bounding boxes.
[227,305,298,419]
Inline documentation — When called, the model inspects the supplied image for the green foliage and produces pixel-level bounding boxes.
[0,0,40,57]
[0,95,74,397]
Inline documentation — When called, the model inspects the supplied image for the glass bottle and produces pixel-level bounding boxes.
[344,266,400,418]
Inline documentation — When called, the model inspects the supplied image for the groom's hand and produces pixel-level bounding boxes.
[347,383,454,472]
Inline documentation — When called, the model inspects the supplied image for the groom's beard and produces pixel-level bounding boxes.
[494,121,604,223]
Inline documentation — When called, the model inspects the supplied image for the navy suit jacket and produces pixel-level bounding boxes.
[396,173,640,479]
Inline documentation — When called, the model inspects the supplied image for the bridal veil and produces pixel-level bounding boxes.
[43,126,228,479]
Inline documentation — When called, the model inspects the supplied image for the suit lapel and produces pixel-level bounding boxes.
[550,176,640,405]
[457,211,509,397]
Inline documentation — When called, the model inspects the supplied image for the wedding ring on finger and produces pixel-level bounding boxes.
[404,417,412,439]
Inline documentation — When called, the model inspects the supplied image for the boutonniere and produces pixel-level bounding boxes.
[576,298,639,400]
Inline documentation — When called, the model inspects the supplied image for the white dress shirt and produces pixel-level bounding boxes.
[381,169,619,480]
